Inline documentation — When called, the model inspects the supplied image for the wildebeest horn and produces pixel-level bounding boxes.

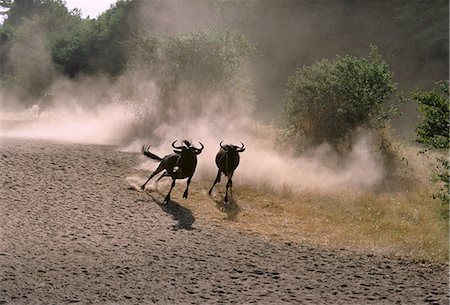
[172,140,183,150]
[192,142,204,154]
[172,140,183,153]
[237,142,245,152]
[220,141,226,149]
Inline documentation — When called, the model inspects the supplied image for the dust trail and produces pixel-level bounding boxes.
[1,102,133,144]
[1,72,384,194]
[132,121,384,194]
[0,1,386,194]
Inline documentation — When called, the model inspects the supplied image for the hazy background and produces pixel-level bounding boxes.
[0,0,448,193]
[120,0,448,137]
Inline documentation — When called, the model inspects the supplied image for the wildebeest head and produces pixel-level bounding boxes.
[219,141,245,153]
[172,140,204,155]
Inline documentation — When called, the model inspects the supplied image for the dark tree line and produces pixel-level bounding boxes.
[0,0,447,106]
[0,0,139,97]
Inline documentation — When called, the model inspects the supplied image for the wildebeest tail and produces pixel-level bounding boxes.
[142,145,163,161]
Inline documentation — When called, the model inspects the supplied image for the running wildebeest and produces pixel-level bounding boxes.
[141,140,204,204]
[208,141,245,203]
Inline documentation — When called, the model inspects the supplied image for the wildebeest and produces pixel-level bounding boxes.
[141,140,204,204]
[208,141,245,203]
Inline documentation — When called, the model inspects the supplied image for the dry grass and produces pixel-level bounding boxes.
[147,139,448,263]
[154,179,448,263]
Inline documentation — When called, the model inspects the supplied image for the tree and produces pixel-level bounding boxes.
[412,81,449,213]
[51,18,96,77]
[0,0,82,100]
[121,30,255,140]
[284,46,396,147]
[51,0,139,77]
[126,30,255,101]
[1,0,42,26]
[413,81,449,149]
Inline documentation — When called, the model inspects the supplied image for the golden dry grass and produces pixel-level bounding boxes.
[148,138,448,263]
[153,179,448,263]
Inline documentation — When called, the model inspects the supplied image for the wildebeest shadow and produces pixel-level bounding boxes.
[214,196,240,221]
[148,194,195,231]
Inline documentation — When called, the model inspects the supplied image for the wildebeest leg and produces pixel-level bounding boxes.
[225,174,233,203]
[164,178,176,204]
[141,163,165,190]
[183,176,192,199]
[208,169,222,196]
[157,171,170,182]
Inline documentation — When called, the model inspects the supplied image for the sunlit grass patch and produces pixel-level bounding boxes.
[141,136,448,263]
[180,179,448,263]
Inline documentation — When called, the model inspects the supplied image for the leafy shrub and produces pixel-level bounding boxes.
[413,81,449,149]
[51,18,96,77]
[51,0,131,77]
[412,81,449,215]
[284,47,396,147]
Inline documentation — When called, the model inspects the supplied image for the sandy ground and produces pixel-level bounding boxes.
[0,137,448,304]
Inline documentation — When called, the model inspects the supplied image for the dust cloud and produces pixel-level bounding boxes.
[0,0,389,194]
[0,71,384,194]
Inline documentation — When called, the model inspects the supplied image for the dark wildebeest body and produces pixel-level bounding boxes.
[208,141,245,203]
[141,140,204,204]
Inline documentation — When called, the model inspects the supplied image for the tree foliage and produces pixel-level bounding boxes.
[50,0,134,77]
[0,0,255,101]
[0,0,84,99]
[284,47,396,146]
[412,81,449,212]
[127,31,255,96]
[0,0,139,96]
[0,0,446,118]
[413,81,449,149]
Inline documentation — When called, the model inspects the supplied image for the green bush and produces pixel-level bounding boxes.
[412,81,449,215]
[413,81,449,149]
[51,18,95,76]
[284,47,396,146]
[51,0,131,77]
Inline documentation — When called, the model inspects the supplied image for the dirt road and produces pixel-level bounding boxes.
[0,138,448,304]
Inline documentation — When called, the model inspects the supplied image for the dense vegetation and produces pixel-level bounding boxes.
[284,47,396,147]
[413,81,449,150]
[0,0,448,109]
[412,81,449,214]
[0,0,138,101]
